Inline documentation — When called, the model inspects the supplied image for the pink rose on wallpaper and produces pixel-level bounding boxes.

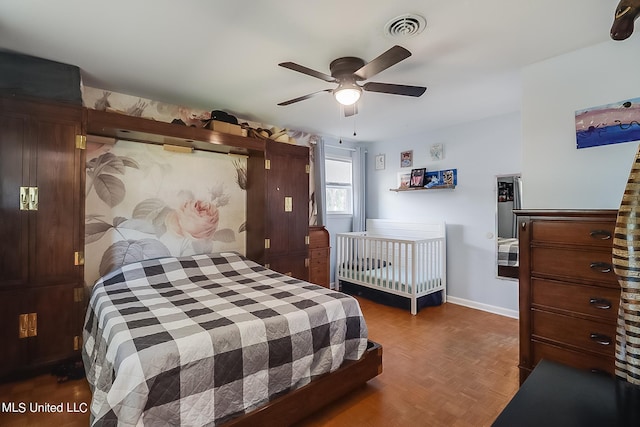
[166,199,220,240]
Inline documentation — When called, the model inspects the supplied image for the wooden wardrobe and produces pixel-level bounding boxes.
[246,139,310,281]
[0,96,85,379]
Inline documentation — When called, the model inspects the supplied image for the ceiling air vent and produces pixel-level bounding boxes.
[384,13,426,38]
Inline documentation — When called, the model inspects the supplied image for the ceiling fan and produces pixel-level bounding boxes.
[277,45,427,117]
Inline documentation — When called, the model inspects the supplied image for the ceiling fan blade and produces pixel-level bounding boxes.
[277,89,332,106]
[344,104,358,117]
[354,45,412,80]
[278,62,336,82]
[363,82,426,97]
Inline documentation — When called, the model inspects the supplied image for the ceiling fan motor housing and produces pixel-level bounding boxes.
[329,57,366,80]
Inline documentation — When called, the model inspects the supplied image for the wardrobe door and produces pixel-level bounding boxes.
[264,141,309,280]
[27,104,84,367]
[0,290,28,377]
[28,285,76,366]
[29,111,83,287]
[0,112,30,289]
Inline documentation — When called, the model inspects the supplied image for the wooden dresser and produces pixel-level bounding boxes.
[308,226,330,288]
[516,210,620,383]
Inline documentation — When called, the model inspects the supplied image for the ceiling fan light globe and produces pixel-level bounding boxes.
[334,86,361,106]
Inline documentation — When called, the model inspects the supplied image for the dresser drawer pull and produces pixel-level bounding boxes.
[589,333,612,346]
[589,262,612,273]
[589,229,612,240]
[589,298,612,310]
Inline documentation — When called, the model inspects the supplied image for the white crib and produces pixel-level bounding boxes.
[336,219,447,315]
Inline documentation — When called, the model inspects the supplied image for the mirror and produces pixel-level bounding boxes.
[496,174,522,280]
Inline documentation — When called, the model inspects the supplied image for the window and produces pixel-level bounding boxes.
[325,157,353,215]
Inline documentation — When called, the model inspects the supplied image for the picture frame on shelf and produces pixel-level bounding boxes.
[410,168,426,187]
[375,154,385,170]
[400,150,413,168]
[397,171,411,189]
[425,168,458,188]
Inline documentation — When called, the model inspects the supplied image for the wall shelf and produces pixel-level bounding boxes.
[85,109,266,155]
[390,185,456,192]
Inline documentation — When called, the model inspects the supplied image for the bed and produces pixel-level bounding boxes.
[497,237,519,279]
[336,219,447,315]
[83,252,380,426]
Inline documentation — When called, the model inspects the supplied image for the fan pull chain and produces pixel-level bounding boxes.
[353,114,357,137]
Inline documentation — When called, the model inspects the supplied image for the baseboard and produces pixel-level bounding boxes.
[446,296,519,319]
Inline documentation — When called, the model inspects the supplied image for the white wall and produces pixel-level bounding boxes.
[364,112,522,317]
[522,37,640,208]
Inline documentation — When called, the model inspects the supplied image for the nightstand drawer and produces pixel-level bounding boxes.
[532,310,616,357]
[310,266,329,286]
[531,278,619,322]
[531,247,617,285]
[531,220,614,247]
[309,248,329,262]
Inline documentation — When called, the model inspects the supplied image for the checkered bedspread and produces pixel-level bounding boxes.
[497,237,519,267]
[83,252,368,426]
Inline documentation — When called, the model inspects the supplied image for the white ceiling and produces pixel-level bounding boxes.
[0,0,620,143]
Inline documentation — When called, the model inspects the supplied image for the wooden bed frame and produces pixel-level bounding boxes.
[226,340,383,426]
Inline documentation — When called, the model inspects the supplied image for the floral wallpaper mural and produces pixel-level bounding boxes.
[82,86,324,286]
[84,139,247,287]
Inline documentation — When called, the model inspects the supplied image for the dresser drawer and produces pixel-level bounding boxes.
[531,278,620,322]
[532,310,616,356]
[531,340,615,375]
[531,220,614,247]
[531,247,617,285]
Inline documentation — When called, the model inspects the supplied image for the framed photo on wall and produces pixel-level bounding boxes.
[410,168,426,187]
[430,143,443,161]
[375,154,385,170]
[400,150,413,168]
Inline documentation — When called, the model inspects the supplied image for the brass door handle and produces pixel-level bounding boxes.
[19,187,29,210]
[27,313,37,337]
[19,314,28,338]
[28,187,38,211]
[18,313,37,338]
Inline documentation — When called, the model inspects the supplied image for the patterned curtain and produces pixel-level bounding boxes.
[352,146,366,232]
[613,143,640,385]
[312,139,327,226]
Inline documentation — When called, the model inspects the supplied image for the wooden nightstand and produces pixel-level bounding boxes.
[309,226,330,288]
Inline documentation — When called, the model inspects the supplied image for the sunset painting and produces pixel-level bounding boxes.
[575,97,640,149]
